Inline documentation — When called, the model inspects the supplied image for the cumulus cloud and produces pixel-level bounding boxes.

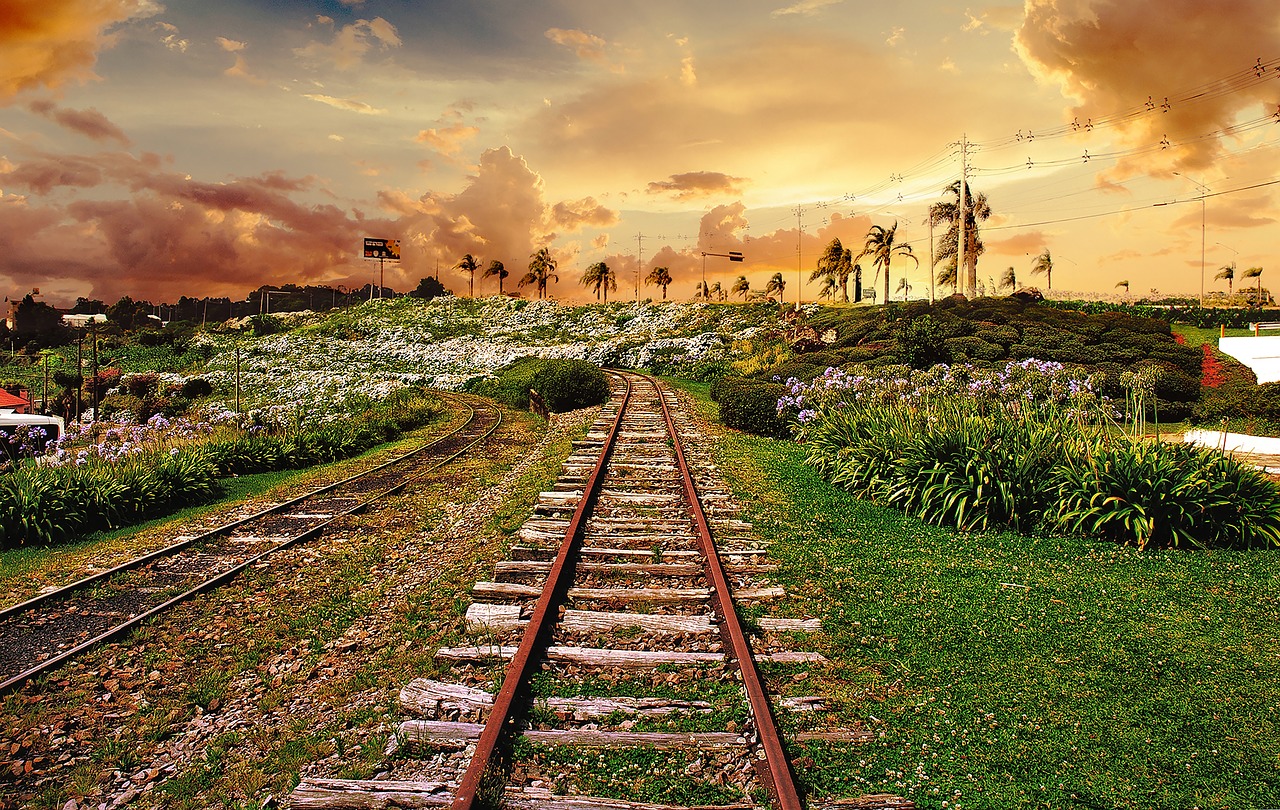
[414,123,480,156]
[294,17,401,70]
[885,27,906,46]
[303,94,386,115]
[1015,0,1280,170]
[27,99,130,144]
[550,197,618,231]
[0,0,159,102]
[545,28,608,63]
[216,37,245,52]
[772,0,844,17]
[647,171,747,200]
[155,21,188,52]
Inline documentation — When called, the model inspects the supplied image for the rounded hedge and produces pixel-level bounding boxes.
[531,359,610,412]
[715,379,790,438]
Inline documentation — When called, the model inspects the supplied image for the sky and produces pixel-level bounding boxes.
[1,0,1279,307]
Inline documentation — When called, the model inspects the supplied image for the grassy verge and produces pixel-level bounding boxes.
[1172,323,1254,347]
[0,410,464,607]
[668,378,1280,810]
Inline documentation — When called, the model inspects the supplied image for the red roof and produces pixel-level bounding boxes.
[0,390,29,409]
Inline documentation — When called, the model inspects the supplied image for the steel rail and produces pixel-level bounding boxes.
[0,392,483,623]
[648,370,803,810]
[0,395,503,695]
[451,372,633,810]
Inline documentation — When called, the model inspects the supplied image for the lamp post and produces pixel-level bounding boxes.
[1174,172,1209,306]
[700,251,744,300]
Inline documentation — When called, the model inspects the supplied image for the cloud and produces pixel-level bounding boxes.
[0,0,159,102]
[414,124,480,156]
[294,17,401,70]
[647,171,747,200]
[885,26,905,46]
[1015,0,1280,170]
[303,94,386,115]
[216,37,245,52]
[27,100,130,145]
[545,28,608,63]
[551,197,618,231]
[155,22,188,53]
[772,0,844,17]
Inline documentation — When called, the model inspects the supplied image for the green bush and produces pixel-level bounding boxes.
[531,359,610,412]
[716,379,790,438]
[895,315,952,369]
[1055,441,1280,550]
[180,377,214,398]
[944,336,1004,362]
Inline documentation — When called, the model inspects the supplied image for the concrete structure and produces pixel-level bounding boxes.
[1218,336,1280,384]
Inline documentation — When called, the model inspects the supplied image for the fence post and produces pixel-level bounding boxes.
[528,388,550,420]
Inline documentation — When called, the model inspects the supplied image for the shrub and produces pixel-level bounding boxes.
[531,359,610,412]
[123,372,160,399]
[181,377,214,398]
[895,315,952,369]
[716,379,790,438]
[1055,441,1280,550]
[944,336,1004,362]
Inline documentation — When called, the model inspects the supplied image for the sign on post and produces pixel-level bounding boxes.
[363,238,401,261]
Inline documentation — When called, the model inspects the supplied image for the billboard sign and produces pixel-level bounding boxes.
[363,238,401,261]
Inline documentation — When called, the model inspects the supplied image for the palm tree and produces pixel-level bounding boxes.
[895,276,912,301]
[1244,266,1264,305]
[857,221,918,305]
[693,281,708,300]
[483,260,508,295]
[645,266,673,300]
[1216,262,1236,295]
[763,272,787,301]
[1029,249,1053,290]
[519,247,558,300]
[709,281,724,302]
[818,276,838,301]
[1000,266,1017,292]
[813,238,856,303]
[936,260,958,295]
[1116,279,1130,297]
[454,253,481,297]
[928,180,992,297]
[731,275,750,300]
[581,261,617,303]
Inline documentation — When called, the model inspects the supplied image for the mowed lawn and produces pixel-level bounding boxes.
[677,382,1280,809]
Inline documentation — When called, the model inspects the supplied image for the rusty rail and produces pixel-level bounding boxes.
[451,374,632,810]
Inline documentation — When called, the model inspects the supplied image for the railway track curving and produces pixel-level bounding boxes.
[291,372,907,810]
[0,393,503,694]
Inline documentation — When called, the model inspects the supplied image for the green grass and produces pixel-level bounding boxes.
[1172,323,1254,347]
[669,378,1280,809]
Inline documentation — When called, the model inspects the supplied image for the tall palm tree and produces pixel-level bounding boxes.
[857,221,918,305]
[1000,266,1017,291]
[895,276,912,301]
[645,266,673,300]
[483,260,508,295]
[1244,266,1264,305]
[454,253,481,297]
[818,276,838,301]
[519,247,558,300]
[928,180,992,297]
[709,281,725,301]
[763,272,787,301]
[693,281,708,300]
[1116,279,1130,296]
[937,260,958,295]
[1216,262,1236,294]
[1029,249,1053,290]
[581,261,617,303]
[813,238,856,303]
[731,275,750,300]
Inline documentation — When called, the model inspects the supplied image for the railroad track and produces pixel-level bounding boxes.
[291,372,908,810]
[0,393,502,694]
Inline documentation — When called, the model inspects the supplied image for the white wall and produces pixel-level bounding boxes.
[1218,336,1280,384]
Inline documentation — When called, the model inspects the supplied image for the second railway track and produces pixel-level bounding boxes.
[291,372,899,810]
[0,393,502,693]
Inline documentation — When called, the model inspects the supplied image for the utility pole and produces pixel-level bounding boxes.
[90,320,99,418]
[958,133,970,297]
[927,215,935,304]
[794,205,804,309]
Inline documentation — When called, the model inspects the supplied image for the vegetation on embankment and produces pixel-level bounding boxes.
[673,379,1280,810]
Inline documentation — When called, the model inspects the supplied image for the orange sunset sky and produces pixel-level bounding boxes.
[1,0,1279,307]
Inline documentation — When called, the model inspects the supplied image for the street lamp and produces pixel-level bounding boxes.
[1173,172,1209,306]
[700,251,743,300]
